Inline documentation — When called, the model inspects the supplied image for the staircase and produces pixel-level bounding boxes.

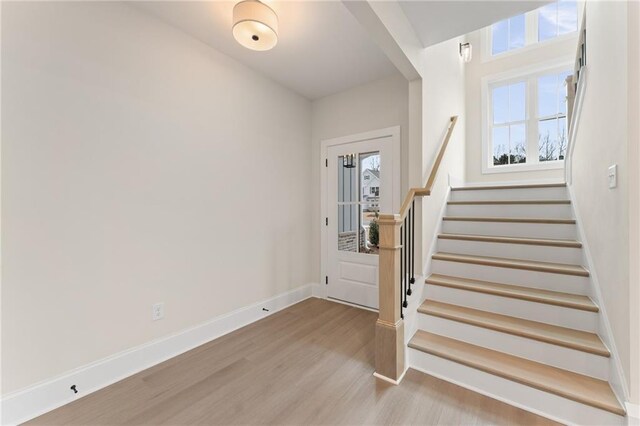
[408,182,627,425]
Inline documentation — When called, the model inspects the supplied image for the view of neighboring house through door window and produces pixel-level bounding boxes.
[337,151,380,254]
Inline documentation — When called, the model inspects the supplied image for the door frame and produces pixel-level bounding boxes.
[319,126,401,304]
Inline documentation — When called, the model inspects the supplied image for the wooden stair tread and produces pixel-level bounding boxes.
[408,331,625,416]
[448,200,571,205]
[438,233,582,248]
[432,252,589,277]
[443,216,576,224]
[425,274,598,312]
[451,183,566,191]
[418,300,609,356]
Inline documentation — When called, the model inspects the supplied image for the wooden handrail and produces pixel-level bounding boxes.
[394,115,458,221]
[373,115,459,384]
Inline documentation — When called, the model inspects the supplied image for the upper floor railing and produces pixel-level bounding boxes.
[565,11,587,182]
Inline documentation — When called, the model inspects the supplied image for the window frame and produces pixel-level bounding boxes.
[481,60,573,174]
[481,1,583,62]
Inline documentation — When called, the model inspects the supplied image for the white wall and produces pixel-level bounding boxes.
[569,0,634,403]
[464,28,576,183]
[310,73,409,290]
[1,2,312,395]
[629,0,640,406]
[419,36,466,271]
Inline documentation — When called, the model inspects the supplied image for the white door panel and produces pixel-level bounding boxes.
[326,136,397,309]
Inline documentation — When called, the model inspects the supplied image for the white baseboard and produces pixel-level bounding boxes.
[1,284,313,425]
[566,182,630,405]
[627,402,640,425]
[311,282,325,298]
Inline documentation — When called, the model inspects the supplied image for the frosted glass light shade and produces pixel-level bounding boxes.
[232,1,278,51]
[459,42,472,63]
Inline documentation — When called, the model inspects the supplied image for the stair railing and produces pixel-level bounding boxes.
[565,12,587,183]
[375,116,458,383]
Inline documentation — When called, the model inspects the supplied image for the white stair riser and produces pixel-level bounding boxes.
[436,238,583,264]
[449,187,569,202]
[431,259,589,295]
[408,349,624,426]
[416,315,609,380]
[450,187,569,202]
[447,204,573,219]
[424,285,598,332]
[442,220,577,239]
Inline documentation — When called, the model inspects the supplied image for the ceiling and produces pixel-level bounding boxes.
[132,1,552,100]
[132,1,399,100]
[399,1,549,48]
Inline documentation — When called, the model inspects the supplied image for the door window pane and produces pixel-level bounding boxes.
[337,151,380,255]
[359,152,380,203]
[360,204,380,254]
[338,155,357,203]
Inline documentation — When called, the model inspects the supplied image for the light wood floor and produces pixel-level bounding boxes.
[30,298,559,425]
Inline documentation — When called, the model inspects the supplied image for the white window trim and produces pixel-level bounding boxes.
[481,2,584,63]
[481,59,573,175]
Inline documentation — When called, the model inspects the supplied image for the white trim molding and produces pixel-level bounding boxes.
[566,182,630,406]
[319,126,401,304]
[0,285,313,426]
[480,1,583,63]
[627,402,640,426]
[480,59,573,175]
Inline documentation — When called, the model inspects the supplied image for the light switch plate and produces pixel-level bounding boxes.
[608,164,617,189]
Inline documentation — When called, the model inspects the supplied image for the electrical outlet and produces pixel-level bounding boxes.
[152,302,164,321]
[608,164,617,189]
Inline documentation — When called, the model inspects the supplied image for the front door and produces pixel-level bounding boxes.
[327,136,396,309]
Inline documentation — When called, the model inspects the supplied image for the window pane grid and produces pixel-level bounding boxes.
[490,1,578,57]
[539,0,578,42]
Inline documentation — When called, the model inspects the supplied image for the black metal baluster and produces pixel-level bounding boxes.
[411,199,416,287]
[400,222,405,317]
[402,216,408,309]
[407,206,412,296]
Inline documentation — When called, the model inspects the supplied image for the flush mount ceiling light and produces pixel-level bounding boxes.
[232,0,278,51]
